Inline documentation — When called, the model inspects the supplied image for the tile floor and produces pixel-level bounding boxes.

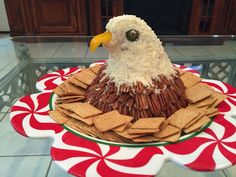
[1,35,236,176]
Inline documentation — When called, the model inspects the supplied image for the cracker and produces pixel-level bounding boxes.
[56,98,85,104]
[159,119,170,130]
[101,131,128,143]
[57,95,85,101]
[112,123,140,139]
[93,110,133,132]
[184,112,205,128]
[56,106,93,125]
[111,133,134,143]
[185,83,213,103]
[161,131,181,142]
[180,72,202,88]
[70,113,93,125]
[207,112,220,118]
[56,95,85,104]
[201,83,214,91]
[128,128,159,134]
[76,123,128,143]
[56,107,72,118]
[90,64,102,74]
[132,135,160,143]
[57,104,71,110]
[60,83,67,92]
[130,117,165,129]
[72,120,99,138]
[65,119,83,132]
[168,107,200,129]
[48,110,70,124]
[56,97,85,104]
[113,122,131,133]
[66,117,149,143]
[53,86,65,96]
[190,96,215,108]
[114,128,144,139]
[63,102,102,118]
[210,92,228,108]
[183,116,211,133]
[67,119,100,139]
[79,123,112,141]
[63,81,85,96]
[56,105,73,116]
[205,108,218,116]
[193,107,207,113]
[73,68,97,85]
[153,125,180,138]
[128,118,165,134]
[68,76,88,89]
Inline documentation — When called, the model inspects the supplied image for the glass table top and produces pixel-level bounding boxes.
[1,35,236,117]
[0,35,236,177]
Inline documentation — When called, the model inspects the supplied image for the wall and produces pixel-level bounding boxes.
[0,0,10,31]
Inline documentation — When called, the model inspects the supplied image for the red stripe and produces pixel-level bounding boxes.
[164,136,214,155]
[62,132,103,155]
[11,113,29,137]
[51,147,98,161]
[185,143,216,171]
[107,147,162,167]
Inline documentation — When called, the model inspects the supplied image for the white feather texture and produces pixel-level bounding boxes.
[103,15,176,86]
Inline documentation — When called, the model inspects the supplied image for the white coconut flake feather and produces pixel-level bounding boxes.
[103,15,176,87]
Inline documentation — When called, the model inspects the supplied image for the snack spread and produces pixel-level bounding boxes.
[50,15,227,143]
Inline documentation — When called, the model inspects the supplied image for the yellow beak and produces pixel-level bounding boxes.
[90,31,112,52]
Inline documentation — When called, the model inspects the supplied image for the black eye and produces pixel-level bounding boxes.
[126,29,139,42]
